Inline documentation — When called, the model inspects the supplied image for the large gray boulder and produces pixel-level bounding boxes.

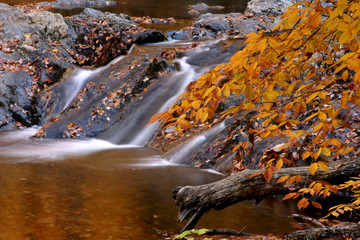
[246,0,299,16]
[27,10,69,41]
[194,13,266,35]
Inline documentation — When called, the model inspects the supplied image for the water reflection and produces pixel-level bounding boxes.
[0,135,297,239]
[1,0,249,20]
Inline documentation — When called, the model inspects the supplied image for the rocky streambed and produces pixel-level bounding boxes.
[0,0,300,174]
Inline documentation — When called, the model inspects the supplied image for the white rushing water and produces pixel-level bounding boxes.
[168,122,227,163]
[0,128,139,161]
[60,48,133,113]
[129,58,197,145]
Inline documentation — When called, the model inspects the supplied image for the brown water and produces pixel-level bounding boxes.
[0,129,297,239]
[1,0,248,19]
[0,1,298,238]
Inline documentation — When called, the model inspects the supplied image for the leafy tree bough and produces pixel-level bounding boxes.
[152,0,360,237]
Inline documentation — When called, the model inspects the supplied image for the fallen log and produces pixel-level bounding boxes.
[173,157,360,232]
[284,223,360,239]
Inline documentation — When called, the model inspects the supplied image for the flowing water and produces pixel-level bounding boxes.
[0,0,299,239]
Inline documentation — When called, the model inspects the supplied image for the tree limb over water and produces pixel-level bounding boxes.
[173,157,360,235]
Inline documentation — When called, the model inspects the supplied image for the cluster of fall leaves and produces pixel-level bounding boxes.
[152,0,360,218]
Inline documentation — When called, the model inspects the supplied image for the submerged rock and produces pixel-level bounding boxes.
[40,0,118,9]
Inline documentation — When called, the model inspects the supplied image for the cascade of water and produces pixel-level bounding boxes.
[60,49,132,113]
[101,58,201,145]
[0,128,138,161]
[166,122,226,163]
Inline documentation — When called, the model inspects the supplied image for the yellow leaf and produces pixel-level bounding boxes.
[245,84,253,101]
[321,147,331,157]
[341,146,354,155]
[318,161,330,173]
[341,90,349,108]
[276,159,283,171]
[319,112,327,120]
[308,163,318,175]
[191,100,202,110]
[267,124,278,131]
[277,175,290,183]
[331,138,342,147]
[314,148,322,160]
[177,118,191,130]
[304,112,319,122]
[196,108,208,123]
[302,151,311,160]
[306,92,318,103]
[222,84,231,98]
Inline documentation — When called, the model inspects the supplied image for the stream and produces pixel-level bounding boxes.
[0,0,299,239]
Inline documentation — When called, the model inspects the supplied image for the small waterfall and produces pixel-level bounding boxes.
[58,50,132,115]
[166,122,226,163]
[101,58,200,145]
[0,127,138,161]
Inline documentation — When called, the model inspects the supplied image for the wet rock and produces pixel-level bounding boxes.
[130,29,166,45]
[193,13,273,36]
[66,9,135,67]
[0,71,35,129]
[38,52,173,140]
[189,3,209,12]
[186,38,246,69]
[188,9,200,16]
[43,0,118,10]
[246,0,299,16]
[166,27,214,41]
[27,10,69,41]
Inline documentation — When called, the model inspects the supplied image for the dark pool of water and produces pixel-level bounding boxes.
[1,0,249,19]
[0,129,297,239]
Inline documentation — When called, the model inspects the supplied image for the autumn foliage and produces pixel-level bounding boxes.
[152,0,360,216]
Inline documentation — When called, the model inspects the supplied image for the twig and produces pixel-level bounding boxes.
[292,214,326,228]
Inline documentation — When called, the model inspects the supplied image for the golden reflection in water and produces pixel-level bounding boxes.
[0,148,221,240]
[0,145,297,239]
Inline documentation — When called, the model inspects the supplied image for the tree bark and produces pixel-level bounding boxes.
[173,157,360,232]
[284,223,360,239]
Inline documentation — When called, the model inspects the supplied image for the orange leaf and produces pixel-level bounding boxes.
[285,176,297,185]
[308,163,318,175]
[312,201,322,209]
[313,183,322,195]
[264,168,273,182]
[249,171,262,178]
[297,198,309,210]
[277,175,290,183]
[282,192,297,200]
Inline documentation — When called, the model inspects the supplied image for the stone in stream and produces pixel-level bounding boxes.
[38,0,118,9]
